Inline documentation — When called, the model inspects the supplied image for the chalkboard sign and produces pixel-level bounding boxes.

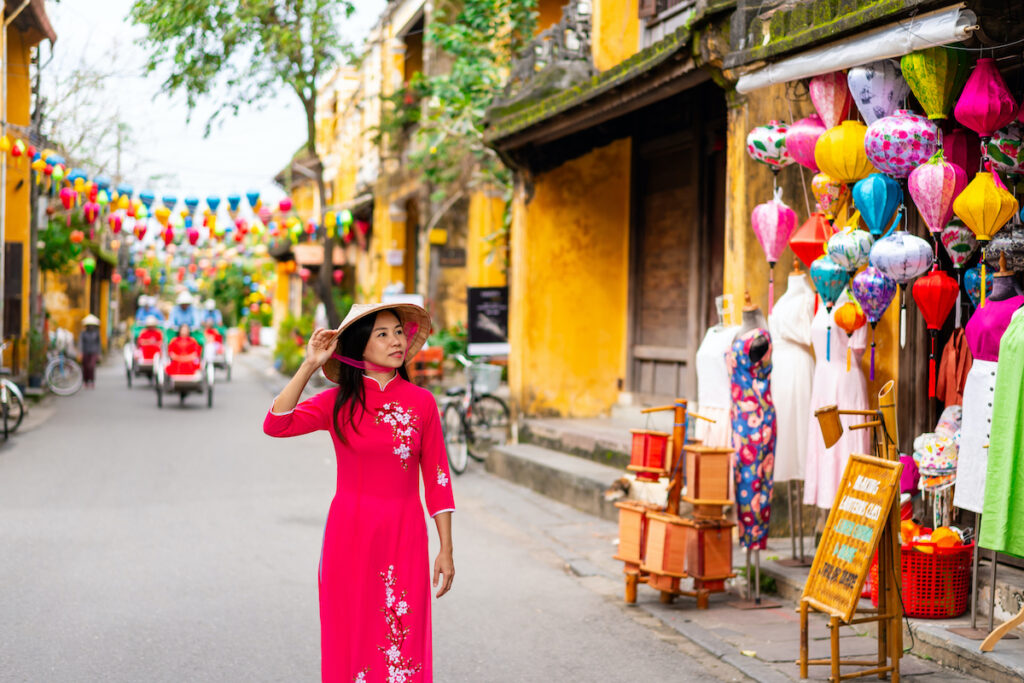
[467,286,509,356]
[801,454,902,623]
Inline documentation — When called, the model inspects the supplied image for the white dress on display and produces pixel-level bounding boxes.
[694,324,740,448]
[803,290,872,509]
[769,273,816,482]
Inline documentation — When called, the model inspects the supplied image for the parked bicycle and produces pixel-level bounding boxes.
[0,341,25,439]
[442,354,511,475]
[45,329,83,396]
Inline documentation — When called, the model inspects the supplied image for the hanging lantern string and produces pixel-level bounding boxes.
[785,94,814,220]
[870,326,877,382]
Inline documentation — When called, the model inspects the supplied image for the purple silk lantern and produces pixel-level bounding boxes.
[864,109,939,179]
[847,59,910,125]
[851,266,898,380]
[751,188,798,312]
[954,58,1018,143]
[786,115,827,172]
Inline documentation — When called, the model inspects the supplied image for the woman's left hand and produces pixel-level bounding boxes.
[433,549,454,598]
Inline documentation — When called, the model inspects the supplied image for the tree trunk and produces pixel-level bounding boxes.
[303,97,340,328]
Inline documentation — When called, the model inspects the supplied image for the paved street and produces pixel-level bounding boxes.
[0,353,749,682]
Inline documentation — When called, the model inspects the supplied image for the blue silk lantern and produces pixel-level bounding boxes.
[139,191,155,208]
[810,254,851,361]
[184,197,200,213]
[117,184,133,199]
[162,195,178,209]
[94,176,111,191]
[206,196,221,212]
[227,194,241,212]
[853,173,903,237]
[245,191,260,208]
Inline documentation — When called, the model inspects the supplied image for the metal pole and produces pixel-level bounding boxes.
[970,513,981,629]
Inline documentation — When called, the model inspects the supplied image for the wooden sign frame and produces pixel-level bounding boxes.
[801,454,902,622]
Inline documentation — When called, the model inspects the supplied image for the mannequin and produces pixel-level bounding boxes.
[728,296,777,606]
[768,264,816,564]
[694,296,739,448]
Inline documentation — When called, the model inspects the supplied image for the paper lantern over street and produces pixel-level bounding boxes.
[339,209,353,226]
[901,46,969,120]
[870,230,934,347]
[812,173,848,216]
[827,227,873,275]
[834,300,867,372]
[117,184,134,199]
[987,124,1024,176]
[790,213,832,269]
[864,109,939,178]
[952,171,1019,305]
[109,213,123,234]
[278,197,292,213]
[161,195,178,210]
[246,191,260,209]
[11,139,24,157]
[227,194,241,212]
[912,267,960,397]
[82,257,96,276]
[333,269,344,285]
[187,227,200,246]
[954,58,1018,140]
[51,164,65,182]
[964,263,992,307]
[809,71,853,129]
[155,206,171,226]
[847,60,910,125]
[853,173,902,237]
[184,197,200,214]
[59,186,76,210]
[69,229,84,244]
[907,149,967,234]
[111,272,122,285]
[745,120,792,173]
[851,265,897,380]
[139,191,155,208]
[785,115,826,172]
[134,223,147,240]
[810,254,850,361]
[751,188,798,311]
[815,121,875,184]
[206,196,221,212]
[83,201,100,224]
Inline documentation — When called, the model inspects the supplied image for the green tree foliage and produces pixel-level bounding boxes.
[128,0,355,326]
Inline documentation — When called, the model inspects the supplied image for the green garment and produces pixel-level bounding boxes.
[980,307,1024,556]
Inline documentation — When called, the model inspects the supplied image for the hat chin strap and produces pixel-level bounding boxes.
[331,353,402,374]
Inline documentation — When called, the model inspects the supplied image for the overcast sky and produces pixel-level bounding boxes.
[43,0,386,204]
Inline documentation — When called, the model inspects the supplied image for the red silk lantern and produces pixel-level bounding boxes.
[109,214,123,234]
[790,212,832,269]
[143,274,152,286]
[278,197,292,213]
[176,267,186,283]
[163,226,174,246]
[134,223,147,240]
[111,272,122,285]
[911,266,960,398]
[69,230,85,244]
[83,201,100,224]
[187,227,200,245]
[954,58,1018,141]
[943,128,981,180]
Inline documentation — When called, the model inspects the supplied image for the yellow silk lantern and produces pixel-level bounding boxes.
[118,195,130,210]
[155,206,171,225]
[814,121,876,184]
[953,172,1018,305]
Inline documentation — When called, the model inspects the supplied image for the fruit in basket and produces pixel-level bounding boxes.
[931,526,961,548]
[900,520,922,545]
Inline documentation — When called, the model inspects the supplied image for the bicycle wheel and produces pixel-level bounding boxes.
[466,394,511,461]
[443,403,469,475]
[46,359,84,396]
[1,391,8,441]
[4,384,24,433]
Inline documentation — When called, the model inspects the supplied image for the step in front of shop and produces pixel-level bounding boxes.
[518,418,633,470]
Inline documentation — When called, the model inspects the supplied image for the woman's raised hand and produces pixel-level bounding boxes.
[305,328,341,369]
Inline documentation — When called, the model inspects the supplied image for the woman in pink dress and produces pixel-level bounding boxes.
[264,303,455,682]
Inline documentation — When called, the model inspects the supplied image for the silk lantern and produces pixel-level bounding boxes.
[952,171,1018,305]
[911,266,959,397]
[206,196,221,213]
[870,229,934,347]
[163,226,175,246]
[815,121,875,185]
[954,58,1018,142]
[964,263,993,307]
[864,109,939,178]
[812,173,848,216]
[134,223,147,240]
[907,148,967,235]
[81,257,96,276]
[246,191,260,209]
[944,127,981,179]
[809,71,853,129]
[791,213,832,269]
[853,173,902,237]
[69,229,84,244]
[827,226,873,275]
[109,213,123,234]
[227,194,241,213]
[847,59,910,125]
[901,46,970,120]
[851,265,898,380]
[940,218,979,327]
[834,301,867,372]
[139,191,155,208]
[810,255,850,361]
[187,228,200,245]
[987,124,1024,177]
[83,201,100,224]
[751,188,798,312]
[786,115,826,172]
[746,121,793,176]
[279,197,292,213]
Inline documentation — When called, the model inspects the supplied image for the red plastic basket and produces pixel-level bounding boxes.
[870,542,974,619]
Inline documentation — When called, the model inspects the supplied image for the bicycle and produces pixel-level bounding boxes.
[442,354,511,475]
[44,345,83,396]
[0,341,25,439]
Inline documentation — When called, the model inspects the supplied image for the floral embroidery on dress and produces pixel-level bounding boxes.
[437,466,449,487]
[353,669,368,682]
[375,402,420,470]
[379,565,421,682]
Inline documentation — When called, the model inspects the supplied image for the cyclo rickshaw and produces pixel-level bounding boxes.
[154,327,215,408]
[201,323,233,381]
[123,321,165,387]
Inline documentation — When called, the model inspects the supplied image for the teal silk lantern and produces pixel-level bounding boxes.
[810,254,851,361]
[853,173,903,237]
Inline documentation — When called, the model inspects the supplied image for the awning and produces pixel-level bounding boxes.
[735,5,977,94]
[292,243,346,268]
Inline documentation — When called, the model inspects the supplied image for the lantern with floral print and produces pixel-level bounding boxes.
[815,120,876,185]
[809,71,853,129]
[834,300,867,372]
[853,172,902,237]
[847,59,910,125]
[900,46,970,121]
[809,254,850,361]
[912,266,960,398]
[907,149,968,252]
[864,109,939,179]
[786,114,827,172]
[940,218,979,327]
[952,171,1019,306]
[987,124,1024,177]
[790,212,832,269]
[851,265,897,380]
[812,172,849,217]
[746,121,793,176]
[870,229,934,347]
[954,58,1018,146]
[751,187,798,312]
[827,225,873,276]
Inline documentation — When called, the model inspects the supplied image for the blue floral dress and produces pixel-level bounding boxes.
[727,328,776,550]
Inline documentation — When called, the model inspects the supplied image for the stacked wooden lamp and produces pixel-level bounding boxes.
[613,399,736,609]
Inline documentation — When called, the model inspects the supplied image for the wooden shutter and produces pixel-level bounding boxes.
[638,0,657,18]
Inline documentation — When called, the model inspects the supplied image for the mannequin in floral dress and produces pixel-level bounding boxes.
[264,303,454,683]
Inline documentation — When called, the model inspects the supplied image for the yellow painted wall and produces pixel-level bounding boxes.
[509,138,631,417]
[592,0,640,71]
[467,189,507,287]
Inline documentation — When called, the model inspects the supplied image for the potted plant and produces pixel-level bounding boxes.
[27,327,45,388]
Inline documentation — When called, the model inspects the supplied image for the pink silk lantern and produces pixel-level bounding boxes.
[907,149,968,235]
[187,227,200,245]
[809,71,853,129]
[954,58,1018,141]
[751,187,798,312]
[943,127,981,179]
[786,114,827,172]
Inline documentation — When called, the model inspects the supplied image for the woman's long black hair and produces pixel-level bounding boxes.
[331,311,410,444]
